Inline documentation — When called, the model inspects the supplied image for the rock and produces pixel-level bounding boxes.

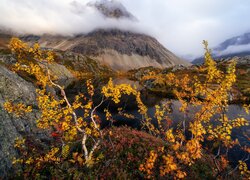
[235,56,250,65]
[0,65,48,178]
[87,0,137,20]
[0,53,76,88]
[55,51,114,75]
[128,66,161,80]
[0,54,16,65]
[44,62,75,88]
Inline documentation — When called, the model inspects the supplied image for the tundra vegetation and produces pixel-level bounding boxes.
[4,38,250,179]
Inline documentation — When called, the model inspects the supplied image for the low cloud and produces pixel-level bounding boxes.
[0,0,143,35]
[1,0,250,59]
[216,44,250,56]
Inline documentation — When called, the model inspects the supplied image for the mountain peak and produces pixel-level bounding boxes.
[88,0,136,20]
[214,32,250,52]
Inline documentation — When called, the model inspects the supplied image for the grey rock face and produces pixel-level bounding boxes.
[88,0,136,20]
[19,29,190,71]
[45,62,75,87]
[0,54,17,65]
[0,53,76,88]
[71,29,189,67]
[0,65,47,177]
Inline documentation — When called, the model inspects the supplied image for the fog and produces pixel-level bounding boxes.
[216,44,250,56]
[1,0,250,59]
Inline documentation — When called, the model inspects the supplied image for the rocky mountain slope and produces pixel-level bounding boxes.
[214,32,250,54]
[192,32,250,64]
[88,0,136,20]
[20,29,190,71]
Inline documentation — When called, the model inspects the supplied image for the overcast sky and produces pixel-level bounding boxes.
[1,0,250,59]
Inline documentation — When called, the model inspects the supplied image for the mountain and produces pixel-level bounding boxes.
[192,32,250,64]
[0,0,189,71]
[88,0,137,20]
[214,32,250,52]
[20,29,189,71]
[0,0,191,73]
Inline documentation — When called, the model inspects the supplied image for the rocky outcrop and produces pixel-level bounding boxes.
[54,51,114,75]
[0,54,17,65]
[0,65,48,177]
[128,66,161,80]
[229,56,250,65]
[41,62,75,87]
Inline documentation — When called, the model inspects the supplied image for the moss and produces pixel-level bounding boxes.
[0,61,5,66]
[63,60,74,68]
[0,48,11,55]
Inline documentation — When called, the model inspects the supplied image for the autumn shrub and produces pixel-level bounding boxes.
[3,38,250,179]
[93,126,164,178]
[136,41,250,179]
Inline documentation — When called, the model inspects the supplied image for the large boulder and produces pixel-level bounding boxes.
[41,62,75,87]
[0,65,48,177]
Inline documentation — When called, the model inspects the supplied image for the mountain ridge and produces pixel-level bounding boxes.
[192,32,250,64]
[18,29,190,71]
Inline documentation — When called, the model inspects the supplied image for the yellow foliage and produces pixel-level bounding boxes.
[4,101,32,117]
[6,38,249,178]
[139,150,158,178]
[160,154,178,176]
[238,160,250,177]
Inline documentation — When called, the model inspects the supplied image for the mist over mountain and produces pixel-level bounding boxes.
[192,32,250,64]
[214,32,250,56]
[0,0,147,36]
[215,33,250,51]
[0,0,189,71]
[1,0,250,57]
